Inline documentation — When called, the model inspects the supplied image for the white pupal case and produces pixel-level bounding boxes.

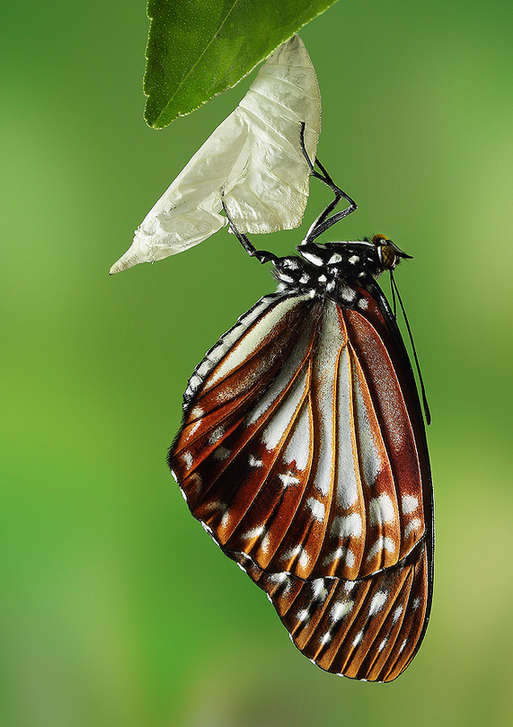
[110,35,321,274]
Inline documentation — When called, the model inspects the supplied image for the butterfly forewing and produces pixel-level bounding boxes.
[169,282,432,682]
[171,292,321,509]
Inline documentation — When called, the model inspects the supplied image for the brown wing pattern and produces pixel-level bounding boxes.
[234,539,428,682]
[169,285,432,681]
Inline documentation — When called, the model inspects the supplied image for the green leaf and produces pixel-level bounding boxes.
[144,0,340,129]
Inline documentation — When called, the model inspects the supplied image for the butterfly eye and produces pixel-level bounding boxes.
[378,243,399,270]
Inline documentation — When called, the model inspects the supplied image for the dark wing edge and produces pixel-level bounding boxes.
[363,278,434,675]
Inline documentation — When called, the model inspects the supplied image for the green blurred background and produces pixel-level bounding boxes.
[2,1,512,725]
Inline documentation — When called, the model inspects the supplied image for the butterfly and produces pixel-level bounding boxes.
[168,124,433,683]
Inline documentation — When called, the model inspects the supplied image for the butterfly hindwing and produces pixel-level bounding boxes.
[234,539,429,682]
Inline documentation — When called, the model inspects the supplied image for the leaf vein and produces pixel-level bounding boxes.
[155,0,242,124]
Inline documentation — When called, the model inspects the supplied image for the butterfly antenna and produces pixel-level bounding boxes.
[390,270,431,425]
[389,270,397,318]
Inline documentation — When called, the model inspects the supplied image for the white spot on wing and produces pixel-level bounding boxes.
[284,544,301,558]
[260,532,271,553]
[189,374,202,391]
[182,451,193,469]
[267,572,292,595]
[249,454,263,467]
[307,497,325,521]
[322,546,344,567]
[208,426,225,445]
[368,591,388,616]
[242,526,264,540]
[302,251,323,266]
[404,518,421,537]
[299,548,310,569]
[392,605,403,623]
[196,362,210,378]
[401,494,419,514]
[331,513,362,538]
[340,285,356,303]
[369,493,396,525]
[188,420,201,436]
[311,579,328,601]
[366,536,396,562]
[279,472,300,487]
[352,630,364,647]
[323,546,355,568]
[330,600,354,622]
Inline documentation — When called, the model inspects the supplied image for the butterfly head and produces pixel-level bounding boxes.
[372,234,412,271]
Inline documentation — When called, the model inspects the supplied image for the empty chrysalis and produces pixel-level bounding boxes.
[110,35,321,274]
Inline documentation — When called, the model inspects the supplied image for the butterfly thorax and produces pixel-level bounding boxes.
[272,241,382,297]
[273,236,409,298]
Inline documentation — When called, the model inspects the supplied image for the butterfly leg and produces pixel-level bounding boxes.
[299,122,357,244]
[221,197,278,265]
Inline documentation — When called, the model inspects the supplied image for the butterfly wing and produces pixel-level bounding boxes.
[169,283,432,682]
